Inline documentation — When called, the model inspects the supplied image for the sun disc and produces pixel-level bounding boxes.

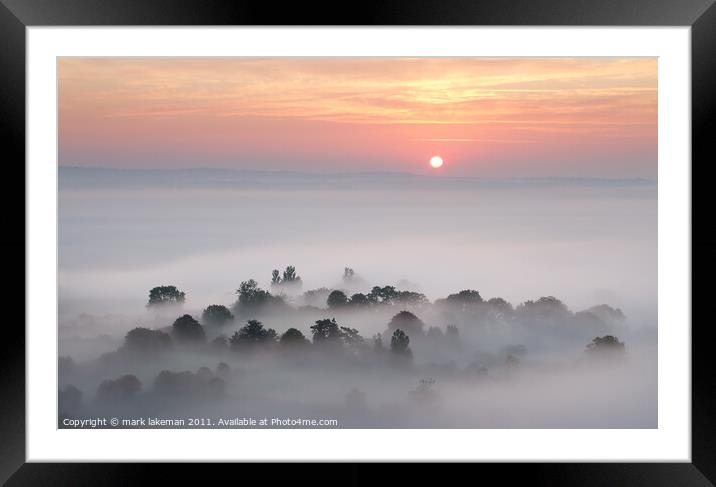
[430,156,444,168]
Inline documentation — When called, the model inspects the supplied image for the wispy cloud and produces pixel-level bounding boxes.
[58,57,657,178]
[415,138,543,144]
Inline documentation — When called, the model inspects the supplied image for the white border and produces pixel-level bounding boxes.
[27,27,691,462]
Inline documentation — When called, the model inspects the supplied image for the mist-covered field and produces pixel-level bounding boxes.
[58,167,657,428]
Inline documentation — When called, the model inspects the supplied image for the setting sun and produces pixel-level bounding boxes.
[430,156,444,168]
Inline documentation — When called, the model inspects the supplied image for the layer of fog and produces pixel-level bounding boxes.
[59,302,656,428]
[58,167,657,428]
[59,167,656,320]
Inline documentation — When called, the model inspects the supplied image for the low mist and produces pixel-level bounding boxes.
[58,167,657,428]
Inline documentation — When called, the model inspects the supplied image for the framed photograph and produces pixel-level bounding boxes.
[5,0,713,483]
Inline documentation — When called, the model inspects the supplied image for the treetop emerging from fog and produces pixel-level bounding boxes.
[147,285,185,307]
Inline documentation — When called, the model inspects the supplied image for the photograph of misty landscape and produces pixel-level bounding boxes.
[58,57,657,429]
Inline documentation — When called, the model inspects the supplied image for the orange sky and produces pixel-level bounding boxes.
[58,57,657,177]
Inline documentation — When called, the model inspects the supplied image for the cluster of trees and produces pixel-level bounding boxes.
[146,274,625,340]
[270,266,303,291]
[202,304,234,326]
[61,362,233,416]
[154,365,227,397]
[138,278,627,367]
[586,335,626,354]
[122,309,420,363]
[96,374,141,402]
[223,315,414,363]
[326,286,428,309]
[120,305,625,375]
[234,279,431,315]
[235,279,287,315]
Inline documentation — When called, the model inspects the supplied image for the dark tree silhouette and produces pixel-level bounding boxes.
[586,335,625,354]
[235,279,283,315]
[171,314,206,344]
[147,285,185,307]
[340,326,365,347]
[396,290,429,305]
[310,318,343,346]
[280,328,310,347]
[271,269,282,287]
[516,296,573,326]
[230,319,278,349]
[443,289,483,307]
[518,296,570,316]
[487,297,514,312]
[123,327,171,353]
[368,285,399,305]
[327,290,349,308]
[201,304,234,326]
[283,265,299,281]
[387,310,426,335]
[390,329,413,359]
[269,266,302,292]
[237,279,268,305]
[282,266,302,287]
[349,293,370,307]
[96,374,141,401]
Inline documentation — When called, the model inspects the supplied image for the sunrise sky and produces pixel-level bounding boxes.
[58,57,657,178]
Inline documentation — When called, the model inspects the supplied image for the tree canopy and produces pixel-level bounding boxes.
[387,310,426,335]
[230,319,278,349]
[390,329,413,360]
[340,326,365,348]
[171,314,206,344]
[310,318,343,346]
[368,285,398,305]
[327,290,349,308]
[279,328,310,347]
[235,279,284,315]
[147,285,185,307]
[124,327,171,353]
[349,293,370,307]
[96,374,141,401]
[517,296,572,325]
[444,289,483,306]
[201,304,234,326]
[487,297,513,311]
[586,335,625,354]
[271,266,303,291]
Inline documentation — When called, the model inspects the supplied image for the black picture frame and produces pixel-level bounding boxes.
[3,0,713,484]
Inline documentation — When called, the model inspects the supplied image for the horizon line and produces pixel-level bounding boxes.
[58,165,655,183]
